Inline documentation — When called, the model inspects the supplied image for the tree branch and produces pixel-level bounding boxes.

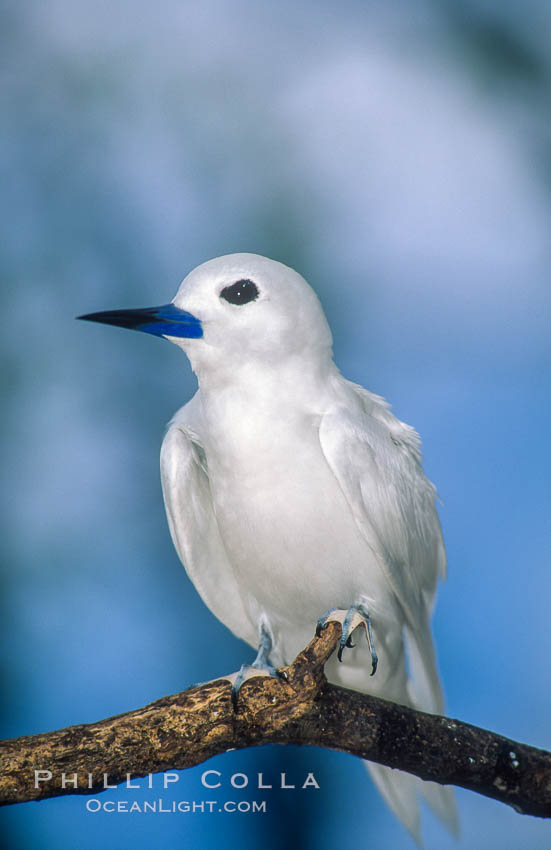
[1,621,550,817]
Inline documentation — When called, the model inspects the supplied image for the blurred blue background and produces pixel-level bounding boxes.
[2,1,550,848]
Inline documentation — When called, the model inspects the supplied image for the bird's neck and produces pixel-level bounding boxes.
[197,345,333,399]
[196,352,338,444]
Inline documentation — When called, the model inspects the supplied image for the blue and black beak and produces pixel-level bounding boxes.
[77,303,203,339]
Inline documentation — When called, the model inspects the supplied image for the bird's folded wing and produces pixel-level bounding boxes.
[318,386,447,713]
[160,403,256,647]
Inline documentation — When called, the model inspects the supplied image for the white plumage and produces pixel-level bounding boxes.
[160,254,457,843]
[82,252,458,843]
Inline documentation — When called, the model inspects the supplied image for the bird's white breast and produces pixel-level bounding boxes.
[197,380,392,663]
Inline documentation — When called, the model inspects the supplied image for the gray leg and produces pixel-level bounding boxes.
[231,620,280,707]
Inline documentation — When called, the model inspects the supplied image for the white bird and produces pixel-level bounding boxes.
[79,253,458,844]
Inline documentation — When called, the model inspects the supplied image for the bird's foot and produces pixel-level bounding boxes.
[226,662,282,709]
[229,621,284,708]
[316,601,378,675]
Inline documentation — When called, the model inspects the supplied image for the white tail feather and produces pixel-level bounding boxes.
[366,763,423,846]
[364,621,459,842]
[366,762,459,846]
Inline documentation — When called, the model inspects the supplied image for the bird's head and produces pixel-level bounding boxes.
[78,254,333,381]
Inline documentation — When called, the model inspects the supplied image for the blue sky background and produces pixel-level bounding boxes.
[2,1,550,848]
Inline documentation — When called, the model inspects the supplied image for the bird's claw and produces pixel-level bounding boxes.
[317,602,378,675]
[337,632,356,661]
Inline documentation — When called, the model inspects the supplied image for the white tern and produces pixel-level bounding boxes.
[79,253,458,843]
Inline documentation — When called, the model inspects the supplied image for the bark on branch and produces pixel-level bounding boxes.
[1,621,550,817]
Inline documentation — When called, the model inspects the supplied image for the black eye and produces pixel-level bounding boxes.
[220,279,259,305]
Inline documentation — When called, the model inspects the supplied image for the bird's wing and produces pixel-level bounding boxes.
[320,382,459,835]
[319,380,447,713]
[160,393,256,648]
